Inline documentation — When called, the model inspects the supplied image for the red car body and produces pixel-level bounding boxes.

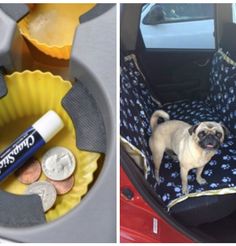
[120,166,193,243]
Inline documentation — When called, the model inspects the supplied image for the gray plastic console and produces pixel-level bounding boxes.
[0,7,31,98]
[0,4,29,22]
[0,7,31,73]
[0,4,116,243]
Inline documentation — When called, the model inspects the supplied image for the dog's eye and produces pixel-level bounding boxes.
[216,132,222,138]
[198,131,206,138]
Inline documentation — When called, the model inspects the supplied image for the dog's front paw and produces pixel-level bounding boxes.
[182,185,189,195]
[155,169,161,185]
[197,177,207,185]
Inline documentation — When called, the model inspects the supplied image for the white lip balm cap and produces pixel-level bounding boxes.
[32,110,64,143]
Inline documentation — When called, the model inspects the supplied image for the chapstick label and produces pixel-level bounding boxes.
[0,127,45,177]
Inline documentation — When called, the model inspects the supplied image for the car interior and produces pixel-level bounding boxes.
[120,3,236,242]
[0,4,116,242]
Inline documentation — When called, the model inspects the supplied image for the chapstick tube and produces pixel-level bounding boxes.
[0,110,64,182]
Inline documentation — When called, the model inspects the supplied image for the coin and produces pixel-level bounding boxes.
[25,181,57,212]
[15,157,42,184]
[41,147,76,181]
[47,175,74,195]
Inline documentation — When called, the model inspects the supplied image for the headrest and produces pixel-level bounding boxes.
[120,4,143,52]
[220,22,236,59]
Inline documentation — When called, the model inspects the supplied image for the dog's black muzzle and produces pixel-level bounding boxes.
[199,134,221,150]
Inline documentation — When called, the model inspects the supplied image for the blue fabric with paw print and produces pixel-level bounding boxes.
[120,50,236,209]
[207,49,236,135]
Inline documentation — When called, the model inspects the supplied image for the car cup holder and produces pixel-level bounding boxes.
[0,71,101,223]
[0,4,116,243]
[18,3,96,59]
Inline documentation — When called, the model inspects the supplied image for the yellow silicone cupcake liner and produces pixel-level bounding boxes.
[0,71,101,222]
[18,4,96,59]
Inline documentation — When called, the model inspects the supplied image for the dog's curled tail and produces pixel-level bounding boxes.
[150,110,170,130]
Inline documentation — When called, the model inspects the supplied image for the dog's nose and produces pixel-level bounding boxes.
[205,134,218,148]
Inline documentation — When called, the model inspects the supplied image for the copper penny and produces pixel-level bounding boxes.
[47,175,74,195]
[15,157,42,184]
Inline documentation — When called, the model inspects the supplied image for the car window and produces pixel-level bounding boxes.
[233,3,236,23]
[140,3,216,49]
[142,4,214,24]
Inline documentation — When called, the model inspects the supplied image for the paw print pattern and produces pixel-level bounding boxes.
[228,141,234,146]
[210,183,219,188]
[162,193,171,202]
[159,176,165,184]
[223,155,231,160]
[176,193,182,198]
[222,177,231,183]
[171,172,179,178]
[204,169,213,177]
[187,175,195,182]
[229,149,236,154]
[164,162,173,170]
[165,155,172,161]
[196,187,205,192]
[222,143,229,148]
[174,186,182,193]
[167,182,174,187]
[221,164,230,170]
[188,185,194,192]
[216,149,222,155]
[209,160,217,166]
[232,169,236,175]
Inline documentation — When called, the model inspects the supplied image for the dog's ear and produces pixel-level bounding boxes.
[188,124,199,135]
[220,122,230,137]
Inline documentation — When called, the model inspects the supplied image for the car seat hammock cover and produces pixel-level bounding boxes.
[120,50,236,210]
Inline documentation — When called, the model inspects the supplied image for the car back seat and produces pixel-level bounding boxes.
[120,24,236,225]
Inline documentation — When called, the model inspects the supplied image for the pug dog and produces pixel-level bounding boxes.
[149,110,229,194]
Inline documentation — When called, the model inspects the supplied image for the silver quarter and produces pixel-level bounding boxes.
[41,147,76,181]
[25,181,57,212]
